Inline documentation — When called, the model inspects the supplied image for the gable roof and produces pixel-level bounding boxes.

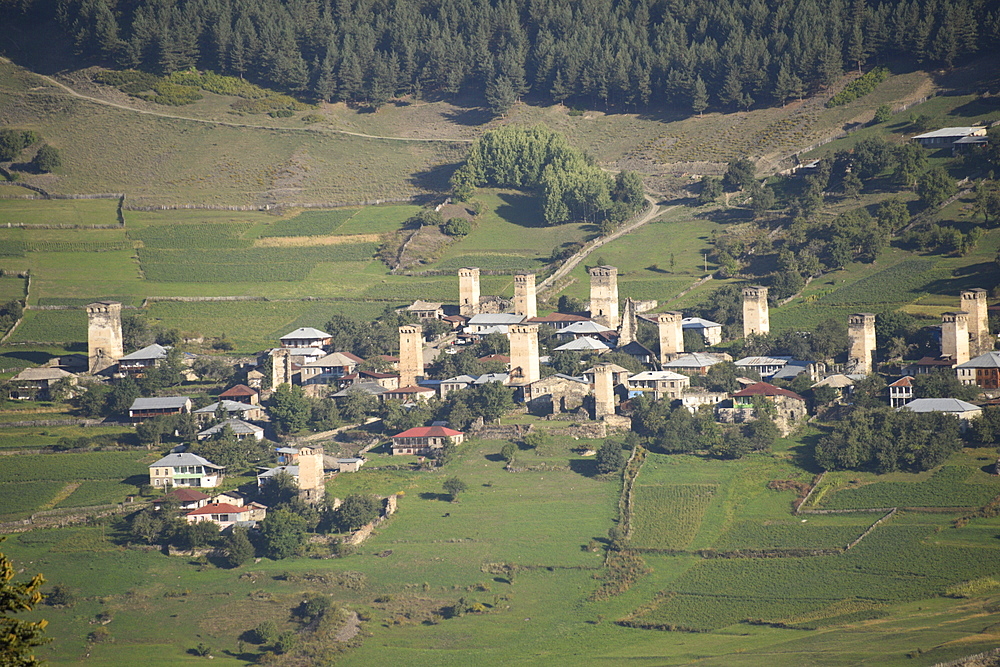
[681,317,723,329]
[735,356,793,367]
[662,353,728,368]
[280,327,331,340]
[912,127,986,140]
[732,382,803,400]
[554,337,610,352]
[12,367,75,382]
[407,300,443,311]
[331,382,388,397]
[526,313,590,324]
[583,363,631,375]
[812,374,857,389]
[629,370,689,382]
[888,376,915,388]
[186,503,245,516]
[384,385,436,395]
[258,465,299,479]
[198,418,265,437]
[120,343,169,362]
[900,398,981,413]
[220,384,257,398]
[617,340,655,357]
[559,321,613,335]
[150,452,223,469]
[468,313,525,325]
[159,488,209,503]
[303,351,363,368]
[194,400,258,414]
[957,351,1000,369]
[393,425,463,438]
[130,396,191,411]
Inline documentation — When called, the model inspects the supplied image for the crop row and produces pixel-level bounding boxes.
[0,482,64,520]
[628,592,829,631]
[258,209,357,237]
[629,484,717,550]
[0,240,133,255]
[8,310,86,343]
[0,451,149,484]
[139,244,377,282]
[821,466,1000,509]
[54,480,141,509]
[711,520,871,550]
[129,222,255,249]
[818,258,937,305]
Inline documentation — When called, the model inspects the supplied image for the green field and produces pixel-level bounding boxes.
[3,434,1000,666]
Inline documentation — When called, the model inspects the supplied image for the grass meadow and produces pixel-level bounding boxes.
[4,433,1000,665]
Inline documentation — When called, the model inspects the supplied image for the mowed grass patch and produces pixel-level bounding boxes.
[53,480,142,508]
[711,518,876,550]
[818,466,1000,510]
[630,484,717,550]
[0,481,65,520]
[0,451,150,484]
[7,309,86,343]
[332,204,421,235]
[257,208,358,237]
[0,425,134,450]
[0,198,119,226]
[129,220,254,248]
[0,275,26,301]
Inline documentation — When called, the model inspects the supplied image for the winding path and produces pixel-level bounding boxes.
[537,196,670,297]
[22,64,472,144]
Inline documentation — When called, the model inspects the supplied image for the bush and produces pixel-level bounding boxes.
[253,620,278,645]
[441,218,471,236]
[826,67,890,107]
[301,113,324,124]
[268,108,294,118]
[873,104,893,124]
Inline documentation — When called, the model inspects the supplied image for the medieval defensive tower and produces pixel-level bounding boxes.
[588,265,619,329]
[742,286,770,337]
[941,311,970,365]
[961,289,989,356]
[509,324,540,385]
[458,267,481,317]
[657,311,684,365]
[513,273,538,319]
[848,313,876,375]
[86,301,123,374]
[398,324,424,387]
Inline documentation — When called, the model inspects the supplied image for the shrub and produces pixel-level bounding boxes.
[873,104,893,124]
[826,67,890,107]
[301,113,324,124]
[441,218,471,236]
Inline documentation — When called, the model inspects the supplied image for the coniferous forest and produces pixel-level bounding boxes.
[6,0,1000,114]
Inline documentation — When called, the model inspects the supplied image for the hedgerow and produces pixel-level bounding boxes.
[826,67,890,107]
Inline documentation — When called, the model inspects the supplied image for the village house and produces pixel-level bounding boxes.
[117,343,169,376]
[197,418,265,441]
[128,396,192,421]
[334,457,365,473]
[811,374,862,403]
[149,452,224,488]
[219,384,259,405]
[464,313,525,335]
[382,385,436,402]
[716,382,807,435]
[662,352,729,375]
[627,370,690,401]
[582,364,632,387]
[152,488,210,511]
[523,373,591,415]
[734,355,794,378]
[911,126,987,151]
[553,337,611,353]
[331,382,388,400]
[339,370,399,390]
[956,351,1000,390]
[405,300,445,320]
[555,320,615,342]
[279,327,332,349]
[299,351,364,385]
[903,356,960,375]
[7,367,76,400]
[616,340,657,366]
[193,400,265,423]
[185,501,267,530]
[526,312,591,330]
[439,374,478,398]
[887,376,915,408]
[391,425,465,455]
[681,317,724,346]
[477,353,511,369]
[899,398,982,430]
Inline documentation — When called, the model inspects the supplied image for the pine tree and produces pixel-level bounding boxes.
[691,75,708,116]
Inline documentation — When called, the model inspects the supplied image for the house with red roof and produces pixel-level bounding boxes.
[888,376,915,408]
[152,488,210,511]
[391,425,464,456]
[717,382,807,435]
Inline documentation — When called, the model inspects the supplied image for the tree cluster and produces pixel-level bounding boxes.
[19,0,997,115]
[630,397,779,458]
[450,125,644,225]
[814,405,962,472]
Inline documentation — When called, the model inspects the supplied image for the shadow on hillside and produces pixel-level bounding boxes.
[922,265,1000,295]
[443,106,493,127]
[787,429,826,474]
[694,207,753,225]
[949,96,1000,118]
[419,492,452,502]
[494,192,546,228]
[484,453,506,462]
[409,161,461,194]
[0,350,57,366]
[569,458,599,478]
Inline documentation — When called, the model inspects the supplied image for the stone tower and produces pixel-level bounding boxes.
[458,267,481,317]
[847,313,877,375]
[657,311,684,365]
[941,311,970,365]
[588,265,620,329]
[271,348,291,387]
[295,445,325,503]
[742,285,770,337]
[618,298,638,346]
[593,363,616,419]
[86,301,123,374]
[961,289,989,355]
[398,324,424,387]
[513,273,538,319]
[508,324,540,385]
